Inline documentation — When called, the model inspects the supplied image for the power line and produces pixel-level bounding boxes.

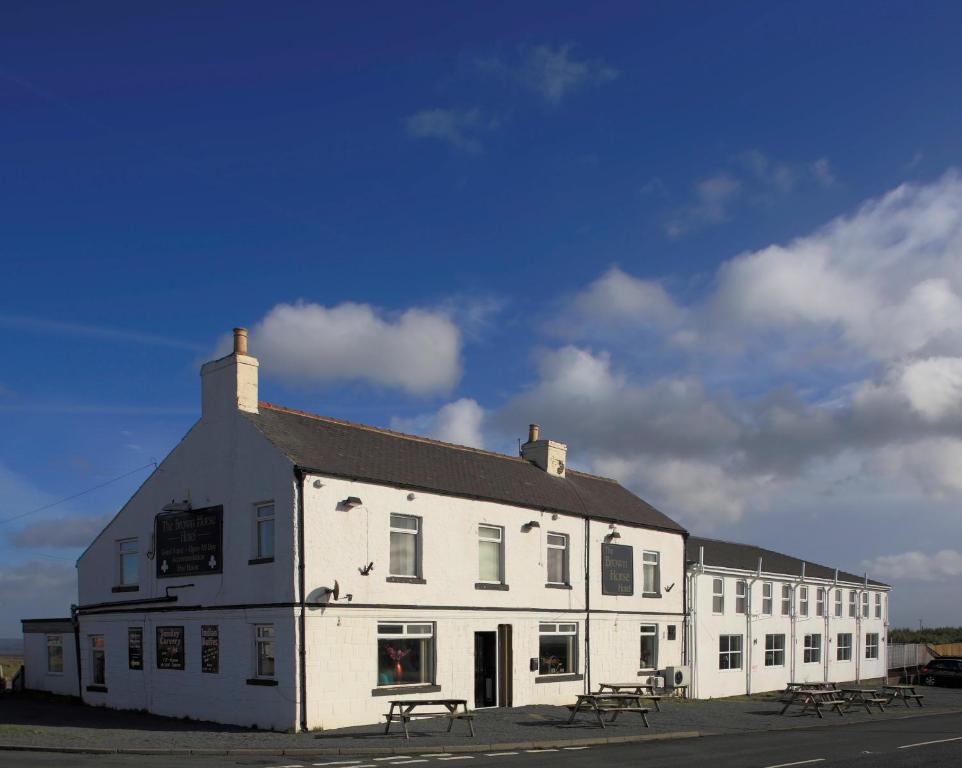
[0,462,157,525]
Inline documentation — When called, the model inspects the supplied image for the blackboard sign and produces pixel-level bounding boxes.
[601,543,634,596]
[155,505,223,579]
[156,626,185,670]
[128,627,143,670]
[201,625,219,674]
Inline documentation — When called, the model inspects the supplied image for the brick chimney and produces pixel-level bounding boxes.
[200,327,259,420]
[521,423,567,477]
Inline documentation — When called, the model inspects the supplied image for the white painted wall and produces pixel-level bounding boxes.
[22,624,79,697]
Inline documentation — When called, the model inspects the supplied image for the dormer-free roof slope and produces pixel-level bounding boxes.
[244,402,687,534]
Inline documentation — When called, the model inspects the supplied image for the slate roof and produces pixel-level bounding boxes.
[244,403,686,534]
[686,536,888,587]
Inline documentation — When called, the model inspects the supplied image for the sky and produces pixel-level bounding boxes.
[2,1,962,636]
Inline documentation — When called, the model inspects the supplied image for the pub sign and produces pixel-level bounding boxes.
[155,505,223,578]
[156,626,185,670]
[201,624,219,674]
[128,627,143,670]
[601,543,634,596]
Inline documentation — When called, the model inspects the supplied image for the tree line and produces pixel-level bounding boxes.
[889,627,962,644]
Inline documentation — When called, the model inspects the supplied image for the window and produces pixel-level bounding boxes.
[816,588,826,617]
[862,591,870,618]
[834,589,843,617]
[255,503,274,559]
[642,551,661,595]
[735,580,747,614]
[640,624,658,669]
[764,634,785,667]
[719,635,742,670]
[837,633,852,661]
[865,633,879,660]
[389,514,420,577]
[799,586,809,617]
[849,590,857,618]
[712,578,724,613]
[47,635,63,674]
[781,584,792,616]
[478,525,504,583]
[254,624,275,678]
[546,533,569,585]
[762,582,773,615]
[90,635,106,685]
[803,634,821,664]
[875,593,882,619]
[118,538,138,586]
[539,623,578,675]
[377,622,434,686]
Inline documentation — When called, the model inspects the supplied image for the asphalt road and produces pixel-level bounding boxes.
[2,712,961,768]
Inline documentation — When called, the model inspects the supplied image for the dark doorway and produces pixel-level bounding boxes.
[497,623,513,707]
[474,631,497,708]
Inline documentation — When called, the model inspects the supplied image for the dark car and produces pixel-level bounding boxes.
[919,657,962,687]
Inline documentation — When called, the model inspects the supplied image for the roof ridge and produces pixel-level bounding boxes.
[258,402,615,483]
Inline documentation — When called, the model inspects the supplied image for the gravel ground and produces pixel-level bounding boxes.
[1,686,961,753]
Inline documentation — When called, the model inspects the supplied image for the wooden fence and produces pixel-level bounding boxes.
[930,642,962,657]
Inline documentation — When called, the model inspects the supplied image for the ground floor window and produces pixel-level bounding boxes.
[47,635,63,674]
[804,634,821,664]
[764,634,785,667]
[377,622,434,685]
[640,624,658,669]
[90,635,105,684]
[539,622,578,675]
[255,624,275,678]
[836,632,852,661]
[719,634,742,670]
[865,632,880,659]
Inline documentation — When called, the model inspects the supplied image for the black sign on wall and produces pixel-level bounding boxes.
[156,626,185,670]
[128,627,143,671]
[201,625,219,674]
[601,543,634,596]
[155,505,223,579]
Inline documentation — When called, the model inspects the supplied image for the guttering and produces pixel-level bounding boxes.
[77,595,178,614]
[295,467,308,732]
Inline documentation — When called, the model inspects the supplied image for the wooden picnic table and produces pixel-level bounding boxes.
[840,688,888,713]
[883,684,925,708]
[779,688,846,718]
[784,681,839,693]
[383,698,474,739]
[567,693,650,728]
[597,682,663,711]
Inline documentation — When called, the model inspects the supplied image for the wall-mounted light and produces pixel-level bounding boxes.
[605,524,621,542]
[313,479,324,489]
[523,520,541,531]
[339,496,363,509]
[407,492,416,501]
[162,500,192,513]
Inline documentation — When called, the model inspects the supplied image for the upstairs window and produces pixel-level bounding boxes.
[762,582,773,615]
[478,525,504,583]
[389,514,420,577]
[862,591,870,618]
[875,593,882,619]
[546,533,569,585]
[640,624,658,669]
[849,590,858,618]
[712,578,724,613]
[781,584,792,616]
[799,586,809,617]
[255,503,274,559]
[834,589,843,617]
[118,539,138,586]
[642,551,661,595]
[735,580,747,614]
[47,635,63,674]
[816,588,826,617]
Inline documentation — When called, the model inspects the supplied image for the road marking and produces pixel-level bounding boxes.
[437,757,475,761]
[485,752,518,757]
[525,749,559,753]
[422,755,452,758]
[762,760,825,768]
[562,747,590,751]
[376,759,410,762]
[391,760,429,765]
[314,763,364,766]
[898,736,962,749]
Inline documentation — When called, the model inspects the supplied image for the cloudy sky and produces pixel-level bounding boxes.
[3,1,962,636]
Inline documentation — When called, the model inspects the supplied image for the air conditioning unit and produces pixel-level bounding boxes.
[640,675,664,689]
[663,665,691,689]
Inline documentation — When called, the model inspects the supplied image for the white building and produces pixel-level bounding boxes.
[685,536,890,698]
[65,329,688,730]
[20,618,79,697]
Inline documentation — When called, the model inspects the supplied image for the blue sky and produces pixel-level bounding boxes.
[3,1,962,635]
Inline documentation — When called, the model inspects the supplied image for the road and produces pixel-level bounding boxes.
[2,711,961,768]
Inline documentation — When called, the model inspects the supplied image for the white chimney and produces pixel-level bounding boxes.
[520,423,567,478]
[200,327,259,420]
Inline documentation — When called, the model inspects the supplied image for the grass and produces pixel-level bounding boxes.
[0,655,23,679]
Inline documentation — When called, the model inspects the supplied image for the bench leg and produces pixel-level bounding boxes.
[779,700,794,715]
[654,700,661,712]
[467,718,475,737]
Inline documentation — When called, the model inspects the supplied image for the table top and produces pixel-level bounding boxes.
[598,683,656,690]
[578,692,644,700]
[389,699,467,707]
[884,684,917,690]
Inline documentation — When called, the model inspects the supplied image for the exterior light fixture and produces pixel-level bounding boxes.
[340,496,363,509]
[312,479,324,489]
[162,500,192,513]
[523,520,541,530]
[605,531,622,542]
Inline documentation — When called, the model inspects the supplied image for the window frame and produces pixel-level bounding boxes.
[389,514,422,578]
[834,589,843,617]
[117,537,139,587]
[477,524,505,584]
[718,634,743,671]
[781,584,792,616]
[735,579,747,615]
[46,634,64,675]
[90,634,106,685]
[642,550,661,596]
[254,502,275,560]
[861,591,870,618]
[764,633,785,667]
[803,633,821,664]
[762,581,773,615]
[799,586,809,617]
[875,593,882,620]
[849,590,857,618]
[816,587,826,617]
[639,623,658,670]
[865,632,880,660]
[538,622,579,676]
[837,632,853,662]
[712,578,724,614]
[376,621,436,687]
[546,532,569,586]
[254,624,276,679]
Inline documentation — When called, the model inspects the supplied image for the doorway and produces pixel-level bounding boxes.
[497,624,513,707]
[474,631,497,708]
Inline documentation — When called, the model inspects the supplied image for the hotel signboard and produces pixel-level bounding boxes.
[155,505,223,578]
[601,543,634,596]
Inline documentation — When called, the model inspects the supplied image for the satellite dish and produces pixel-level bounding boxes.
[332,580,340,601]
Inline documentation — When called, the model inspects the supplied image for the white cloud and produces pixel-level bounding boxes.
[392,398,486,449]
[236,301,463,395]
[404,108,492,153]
[564,267,683,335]
[861,549,962,581]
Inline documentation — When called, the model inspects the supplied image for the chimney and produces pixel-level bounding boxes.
[520,423,567,477]
[200,327,259,420]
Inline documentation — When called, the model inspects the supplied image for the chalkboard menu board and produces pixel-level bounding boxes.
[155,505,223,579]
[156,626,185,670]
[201,625,219,674]
[601,543,634,596]
[128,627,143,670]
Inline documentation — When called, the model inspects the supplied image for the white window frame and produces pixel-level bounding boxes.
[478,524,504,584]
[834,589,843,617]
[712,578,724,614]
[875,593,882,619]
[718,634,743,670]
[254,624,276,679]
[538,622,579,676]
[803,633,821,664]
[865,632,880,660]
[799,586,809,617]
[781,584,792,616]
[90,634,106,685]
[639,623,658,670]
[254,502,275,560]
[117,538,139,587]
[861,591,870,618]
[816,588,826,617]
[849,590,857,618]
[735,580,747,615]
[546,532,569,585]
[764,633,785,667]
[837,632,852,662]
[389,514,421,578]
[762,581,773,615]
[377,621,436,687]
[642,550,661,595]
[47,634,63,674]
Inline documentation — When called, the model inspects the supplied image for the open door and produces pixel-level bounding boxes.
[474,632,497,708]
[497,623,513,707]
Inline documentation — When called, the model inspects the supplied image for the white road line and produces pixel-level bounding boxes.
[391,760,429,765]
[314,762,364,766]
[762,760,825,768]
[525,749,559,753]
[422,755,451,758]
[485,752,518,757]
[898,736,962,749]
[562,747,589,751]
[375,758,410,762]
[437,757,475,761]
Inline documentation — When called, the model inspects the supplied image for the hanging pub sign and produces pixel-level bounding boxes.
[201,624,219,674]
[128,627,143,670]
[601,543,634,596]
[155,505,223,578]
[156,626,185,670]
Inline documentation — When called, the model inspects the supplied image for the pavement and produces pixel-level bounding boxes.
[1,686,961,757]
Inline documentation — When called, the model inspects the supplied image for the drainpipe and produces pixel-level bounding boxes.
[583,516,590,694]
[295,467,308,732]
[682,532,689,699]
[71,603,82,698]
[746,557,761,696]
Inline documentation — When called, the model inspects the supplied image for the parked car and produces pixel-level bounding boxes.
[919,657,962,686]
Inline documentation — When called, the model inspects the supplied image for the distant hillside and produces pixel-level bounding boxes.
[0,638,23,655]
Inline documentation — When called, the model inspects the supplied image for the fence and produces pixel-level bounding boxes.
[929,642,962,657]
[887,643,938,682]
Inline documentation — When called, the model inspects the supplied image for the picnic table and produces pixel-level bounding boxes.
[883,684,925,708]
[784,681,838,693]
[567,693,650,728]
[840,688,888,713]
[383,699,474,739]
[778,688,846,718]
[597,682,663,711]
